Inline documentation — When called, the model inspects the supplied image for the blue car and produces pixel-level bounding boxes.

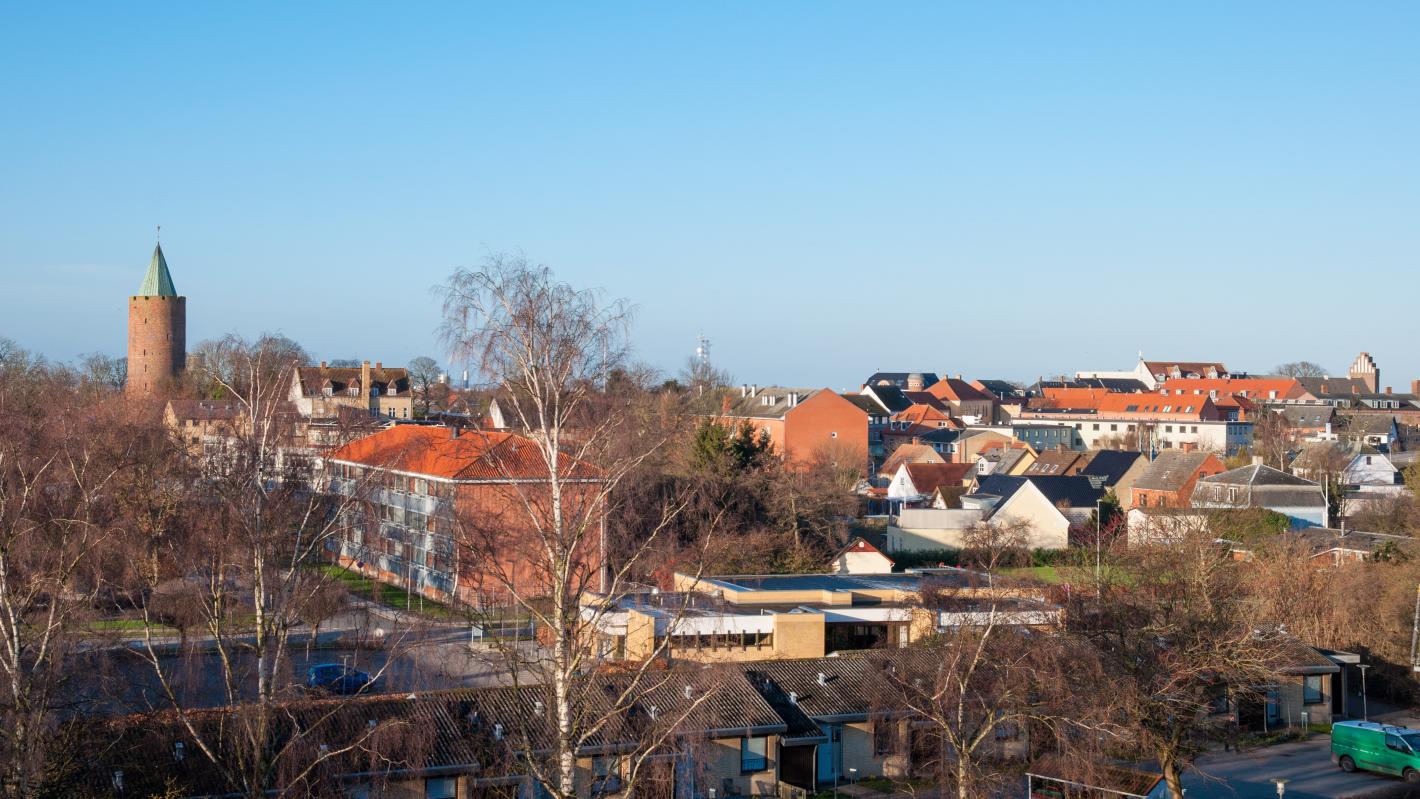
[305,664,376,696]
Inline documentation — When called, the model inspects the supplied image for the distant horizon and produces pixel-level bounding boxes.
[6,3,1420,387]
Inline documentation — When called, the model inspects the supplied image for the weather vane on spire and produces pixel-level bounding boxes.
[156,224,161,243]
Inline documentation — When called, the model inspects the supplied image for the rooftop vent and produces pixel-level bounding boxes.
[494,723,505,740]
[683,685,694,700]
[817,672,828,686]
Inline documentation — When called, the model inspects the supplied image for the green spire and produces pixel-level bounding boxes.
[138,243,178,297]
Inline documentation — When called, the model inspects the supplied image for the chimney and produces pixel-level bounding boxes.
[1352,385,1360,395]
[1413,380,1420,396]
[721,395,732,414]
[319,360,327,369]
[750,384,759,397]
[450,421,461,439]
[740,384,748,398]
[361,361,373,406]
[1321,382,1329,394]
[1386,386,1393,395]
[375,361,382,370]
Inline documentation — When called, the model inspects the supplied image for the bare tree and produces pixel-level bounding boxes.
[438,254,721,799]
[0,369,152,797]
[127,333,415,798]
[868,606,1112,799]
[406,355,445,418]
[1274,361,1329,378]
[1069,526,1282,798]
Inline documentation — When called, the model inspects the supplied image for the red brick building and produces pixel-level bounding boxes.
[717,386,869,468]
[325,424,605,605]
[127,243,186,397]
[1129,451,1225,509]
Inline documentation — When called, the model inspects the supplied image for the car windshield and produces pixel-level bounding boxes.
[1401,732,1420,751]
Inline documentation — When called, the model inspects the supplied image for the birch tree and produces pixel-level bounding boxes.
[438,254,720,799]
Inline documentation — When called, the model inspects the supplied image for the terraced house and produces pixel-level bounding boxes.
[73,654,937,799]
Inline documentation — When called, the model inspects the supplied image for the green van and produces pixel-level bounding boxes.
[1332,721,1420,781]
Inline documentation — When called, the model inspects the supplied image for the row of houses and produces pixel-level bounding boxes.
[74,639,1355,799]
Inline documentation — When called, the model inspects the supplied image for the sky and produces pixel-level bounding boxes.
[3,2,1419,390]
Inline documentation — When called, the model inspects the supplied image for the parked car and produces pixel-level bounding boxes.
[1332,720,1420,781]
[305,664,377,696]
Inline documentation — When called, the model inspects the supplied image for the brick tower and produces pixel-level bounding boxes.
[126,243,186,396]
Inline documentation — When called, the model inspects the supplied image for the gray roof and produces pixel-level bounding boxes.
[1202,463,1317,488]
[1276,404,1335,427]
[1079,450,1143,486]
[1132,451,1217,492]
[1338,413,1399,436]
[723,387,820,419]
[864,372,940,389]
[975,474,1106,509]
[841,394,886,417]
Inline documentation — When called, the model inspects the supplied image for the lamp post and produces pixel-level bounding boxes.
[1359,663,1371,721]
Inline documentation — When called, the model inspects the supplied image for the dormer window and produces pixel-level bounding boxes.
[348,386,359,397]
[371,386,380,397]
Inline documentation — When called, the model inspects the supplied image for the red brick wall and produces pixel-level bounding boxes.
[127,296,186,396]
[783,390,869,468]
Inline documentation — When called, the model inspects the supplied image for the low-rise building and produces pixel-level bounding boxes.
[1191,464,1327,528]
[1129,451,1225,509]
[590,570,1059,665]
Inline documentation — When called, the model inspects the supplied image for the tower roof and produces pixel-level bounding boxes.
[137,244,178,297]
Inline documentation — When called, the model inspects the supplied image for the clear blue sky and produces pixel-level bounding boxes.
[4,2,1419,389]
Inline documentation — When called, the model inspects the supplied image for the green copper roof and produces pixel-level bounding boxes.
[138,244,178,296]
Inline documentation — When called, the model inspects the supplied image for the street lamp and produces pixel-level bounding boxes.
[1359,663,1371,721]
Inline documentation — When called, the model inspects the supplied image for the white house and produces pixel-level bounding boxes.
[830,537,896,574]
[885,508,987,552]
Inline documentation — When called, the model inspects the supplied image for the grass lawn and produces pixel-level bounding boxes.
[317,564,457,619]
[1002,565,1064,584]
[84,618,177,635]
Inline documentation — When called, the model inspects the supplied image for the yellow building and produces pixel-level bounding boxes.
[589,570,1059,666]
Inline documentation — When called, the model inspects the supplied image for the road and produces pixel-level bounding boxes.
[1182,717,1420,799]
[65,607,534,713]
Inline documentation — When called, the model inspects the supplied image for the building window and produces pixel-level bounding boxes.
[425,777,457,799]
[1303,675,1325,705]
[741,736,768,773]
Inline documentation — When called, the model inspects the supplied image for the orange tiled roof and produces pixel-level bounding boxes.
[1158,377,1305,400]
[893,404,954,426]
[1022,392,1215,420]
[326,424,599,481]
[926,378,995,403]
